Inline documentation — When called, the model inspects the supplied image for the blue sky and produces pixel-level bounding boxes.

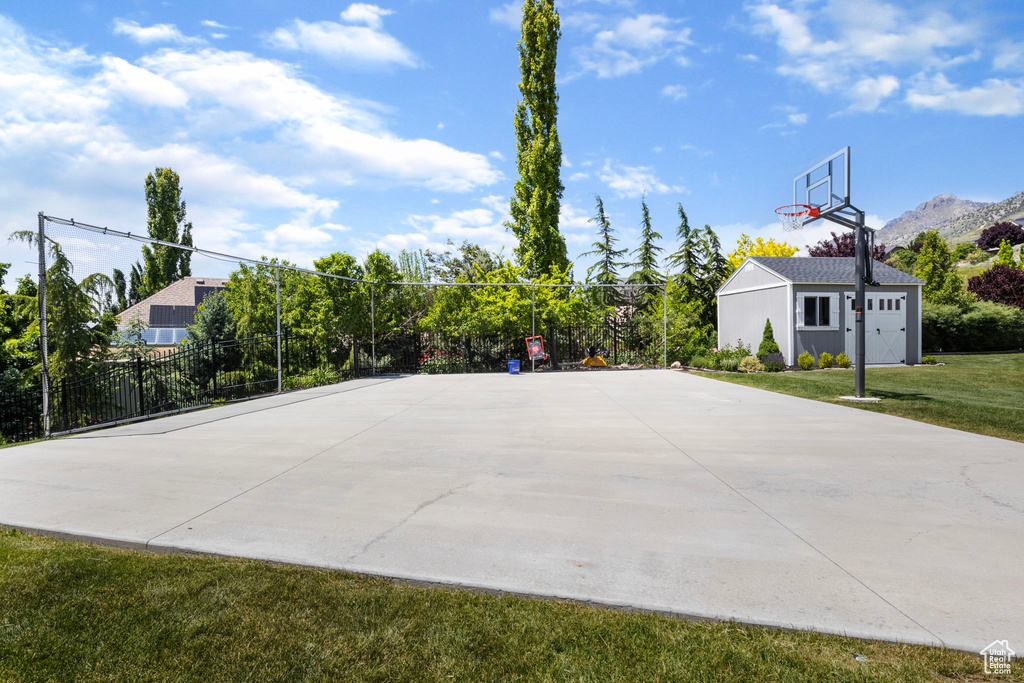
[1,0,1022,283]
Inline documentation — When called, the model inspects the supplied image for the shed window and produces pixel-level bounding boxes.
[796,293,839,331]
[802,296,831,327]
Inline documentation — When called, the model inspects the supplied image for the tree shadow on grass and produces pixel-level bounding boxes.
[869,389,932,402]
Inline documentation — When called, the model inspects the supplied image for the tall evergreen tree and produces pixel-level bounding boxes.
[139,167,194,299]
[505,0,568,279]
[579,195,626,308]
[666,204,700,295]
[627,197,664,312]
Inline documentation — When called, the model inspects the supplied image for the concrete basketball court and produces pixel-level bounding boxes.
[1,370,1021,653]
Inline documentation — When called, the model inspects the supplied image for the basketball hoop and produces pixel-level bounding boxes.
[775,204,819,232]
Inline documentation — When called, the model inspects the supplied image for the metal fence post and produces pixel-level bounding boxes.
[531,284,536,373]
[275,265,282,393]
[37,212,50,438]
[663,283,668,368]
[136,357,146,415]
[370,283,376,376]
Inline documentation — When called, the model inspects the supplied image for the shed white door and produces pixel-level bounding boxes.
[845,292,907,364]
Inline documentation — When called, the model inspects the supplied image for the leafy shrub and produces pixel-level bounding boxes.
[285,367,343,391]
[977,222,1024,251]
[761,353,786,372]
[951,243,980,262]
[738,355,764,373]
[689,355,711,369]
[710,340,752,369]
[757,319,780,357]
[921,356,938,364]
[922,300,1024,352]
[886,248,918,274]
[967,264,1024,309]
[719,357,741,372]
[965,248,992,265]
[835,352,851,368]
[818,351,834,368]
[797,351,815,370]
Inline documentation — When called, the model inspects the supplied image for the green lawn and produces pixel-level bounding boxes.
[696,353,1024,442]
[0,530,1015,682]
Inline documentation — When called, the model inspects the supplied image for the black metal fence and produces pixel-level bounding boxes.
[0,321,661,443]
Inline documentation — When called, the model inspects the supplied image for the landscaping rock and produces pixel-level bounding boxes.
[670,361,682,369]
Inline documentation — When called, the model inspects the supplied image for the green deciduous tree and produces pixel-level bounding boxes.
[506,0,568,279]
[915,230,973,308]
[139,167,194,300]
[994,239,1017,267]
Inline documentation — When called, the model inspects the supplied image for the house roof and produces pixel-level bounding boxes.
[118,277,228,327]
[746,257,923,285]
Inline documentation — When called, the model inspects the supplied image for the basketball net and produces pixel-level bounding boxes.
[775,204,819,232]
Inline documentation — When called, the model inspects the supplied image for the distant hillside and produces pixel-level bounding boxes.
[877,191,1024,247]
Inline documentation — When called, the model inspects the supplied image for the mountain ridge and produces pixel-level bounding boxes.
[877,191,1024,247]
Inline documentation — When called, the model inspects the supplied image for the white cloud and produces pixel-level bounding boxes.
[112,19,201,46]
[210,34,227,40]
[201,20,229,29]
[339,3,393,30]
[747,0,983,112]
[787,111,808,125]
[488,150,505,161]
[266,8,417,68]
[559,202,592,230]
[0,14,506,284]
[905,73,1024,116]
[265,219,350,248]
[660,84,687,100]
[490,3,521,31]
[848,74,900,111]
[362,198,516,256]
[141,49,500,191]
[94,56,189,108]
[994,42,1024,71]
[573,14,693,78]
[598,160,684,198]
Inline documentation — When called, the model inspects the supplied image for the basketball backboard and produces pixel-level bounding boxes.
[794,146,850,220]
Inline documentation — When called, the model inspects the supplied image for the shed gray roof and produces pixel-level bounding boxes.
[747,257,923,285]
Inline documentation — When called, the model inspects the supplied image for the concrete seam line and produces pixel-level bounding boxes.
[143,375,470,549]
[581,374,947,647]
[69,376,404,440]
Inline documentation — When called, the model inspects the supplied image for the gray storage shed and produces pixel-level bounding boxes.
[717,257,924,366]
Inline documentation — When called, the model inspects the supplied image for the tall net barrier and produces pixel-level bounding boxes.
[0,215,672,442]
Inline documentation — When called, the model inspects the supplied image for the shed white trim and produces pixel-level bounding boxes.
[786,282,794,363]
[717,282,788,296]
[917,286,923,361]
[716,258,784,294]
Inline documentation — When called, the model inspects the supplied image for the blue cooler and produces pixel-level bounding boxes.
[507,360,520,375]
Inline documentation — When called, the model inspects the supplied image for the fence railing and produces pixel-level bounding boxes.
[1,321,661,443]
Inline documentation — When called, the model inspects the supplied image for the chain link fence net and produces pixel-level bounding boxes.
[1,216,670,441]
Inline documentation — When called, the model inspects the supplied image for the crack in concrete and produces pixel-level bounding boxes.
[349,482,473,561]
[960,460,1024,515]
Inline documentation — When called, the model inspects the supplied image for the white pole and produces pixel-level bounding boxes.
[275,265,282,393]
